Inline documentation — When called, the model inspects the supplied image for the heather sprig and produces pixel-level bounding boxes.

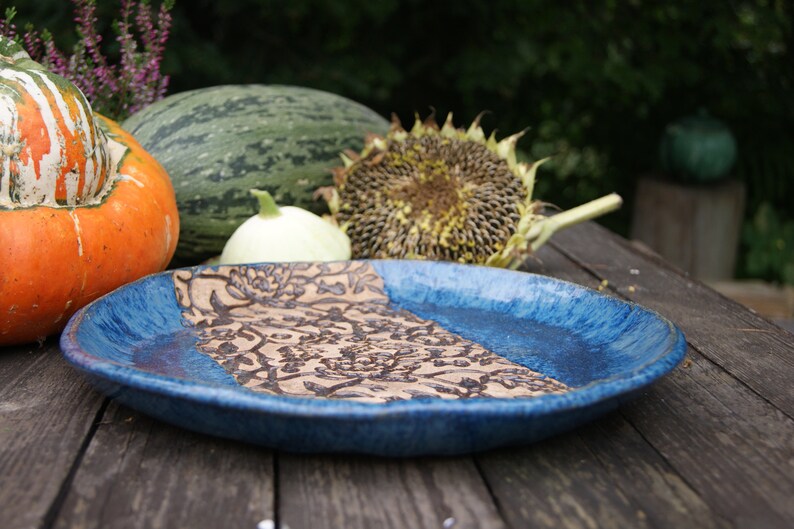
[0,0,174,121]
[0,8,19,42]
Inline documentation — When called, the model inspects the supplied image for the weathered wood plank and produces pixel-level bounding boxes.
[0,340,105,529]
[572,414,734,529]
[630,175,745,280]
[551,221,794,416]
[620,347,794,528]
[479,426,655,529]
[478,418,734,529]
[472,247,732,529]
[539,226,794,527]
[52,401,275,529]
[0,343,44,383]
[278,453,506,529]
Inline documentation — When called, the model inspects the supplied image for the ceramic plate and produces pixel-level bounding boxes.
[61,260,686,456]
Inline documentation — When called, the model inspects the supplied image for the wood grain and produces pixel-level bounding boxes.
[278,453,505,529]
[620,349,794,528]
[630,176,745,280]
[473,246,732,529]
[547,224,794,527]
[52,401,275,529]
[0,340,105,529]
[552,221,794,416]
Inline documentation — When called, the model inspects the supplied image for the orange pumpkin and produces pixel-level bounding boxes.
[0,37,179,345]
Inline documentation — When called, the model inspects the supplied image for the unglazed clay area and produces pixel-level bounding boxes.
[173,262,570,403]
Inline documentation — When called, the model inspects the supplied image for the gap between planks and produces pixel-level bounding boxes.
[41,398,111,529]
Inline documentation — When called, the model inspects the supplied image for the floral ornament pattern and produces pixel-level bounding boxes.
[173,262,569,403]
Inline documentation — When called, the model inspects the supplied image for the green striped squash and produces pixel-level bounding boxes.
[122,84,389,264]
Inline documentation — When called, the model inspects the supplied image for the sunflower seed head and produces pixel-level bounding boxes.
[328,114,543,265]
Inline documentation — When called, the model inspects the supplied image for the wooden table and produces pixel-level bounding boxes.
[2,222,792,529]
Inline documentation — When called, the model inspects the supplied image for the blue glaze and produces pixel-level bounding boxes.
[61,260,687,456]
[395,303,611,387]
[74,272,236,387]
[377,262,676,388]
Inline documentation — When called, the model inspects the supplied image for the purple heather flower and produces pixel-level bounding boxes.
[0,0,174,121]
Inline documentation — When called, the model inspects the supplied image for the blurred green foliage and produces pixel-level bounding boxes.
[743,202,794,285]
[8,0,793,283]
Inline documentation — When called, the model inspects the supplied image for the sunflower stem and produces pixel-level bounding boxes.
[528,193,623,251]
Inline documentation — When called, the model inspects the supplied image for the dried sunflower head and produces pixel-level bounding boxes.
[319,113,621,269]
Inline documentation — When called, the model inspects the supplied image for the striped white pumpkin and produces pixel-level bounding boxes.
[0,36,114,208]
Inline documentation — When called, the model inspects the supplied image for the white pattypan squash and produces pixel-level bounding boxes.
[219,189,351,264]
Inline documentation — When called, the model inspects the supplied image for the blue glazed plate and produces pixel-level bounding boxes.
[61,260,686,456]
